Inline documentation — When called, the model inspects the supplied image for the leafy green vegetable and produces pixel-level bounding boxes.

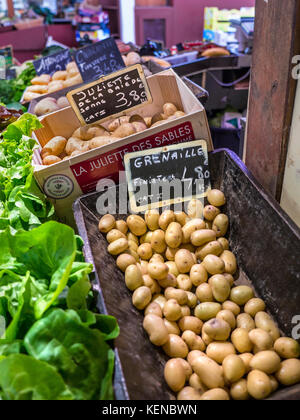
[24,309,115,400]
[0,354,74,400]
[0,62,36,105]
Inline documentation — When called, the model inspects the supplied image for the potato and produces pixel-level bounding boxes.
[230,286,254,306]
[127,51,141,66]
[203,255,225,275]
[139,260,149,275]
[231,328,253,353]
[48,81,64,93]
[106,229,126,243]
[65,137,90,155]
[209,274,231,303]
[173,274,190,292]
[164,359,187,392]
[196,284,213,305]
[230,379,249,400]
[132,121,147,133]
[244,298,266,317]
[203,318,231,341]
[186,291,197,308]
[212,214,229,237]
[128,240,138,252]
[191,355,225,390]
[182,219,206,243]
[113,123,136,138]
[132,286,152,310]
[203,205,221,221]
[187,350,206,365]
[124,264,143,291]
[140,231,153,244]
[165,222,183,248]
[163,334,189,359]
[44,136,67,156]
[177,387,202,400]
[196,241,223,260]
[115,221,128,236]
[157,273,177,289]
[137,243,153,260]
[223,355,246,383]
[274,337,300,359]
[195,303,222,321]
[207,189,226,207]
[250,351,281,374]
[200,389,230,401]
[89,136,112,150]
[127,232,139,245]
[275,359,300,386]
[174,211,189,227]
[147,262,169,281]
[164,319,180,335]
[159,210,176,231]
[145,209,160,231]
[126,215,147,236]
[187,199,203,218]
[182,330,206,351]
[181,305,191,317]
[191,229,217,247]
[174,249,194,274]
[269,375,279,393]
[151,229,167,254]
[222,301,241,316]
[239,353,253,373]
[165,287,188,305]
[107,237,129,256]
[99,214,116,233]
[217,310,236,330]
[236,313,255,332]
[190,264,208,286]
[220,250,237,275]
[23,91,41,101]
[218,237,229,251]
[247,370,272,400]
[165,247,178,261]
[163,299,182,321]
[164,263,178,278]
[35,98,60,116]
[143,275,160,294]
[143,314,169,346]
[254,312,280,341]
[144,302,162,318]
[206,342,236,364]
[163,102,177,117]
[57,96,69,109]
[116,253,137,272]
[151,294,167,310]
[179,316,203,334]
[189,373,207,394]
[43,155,61,165]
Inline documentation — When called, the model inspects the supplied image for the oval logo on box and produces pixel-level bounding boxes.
[44,175,74,199]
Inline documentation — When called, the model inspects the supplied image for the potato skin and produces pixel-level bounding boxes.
[206,342,236,364]
[250,351,281,374]
[200,389,230,401]
[274,337,300,359]
[254,312,280,341]
[164,359,186,392]
[191,355,225,390]
[143,314,169,346]
[163,334,189,359]
[127,215,147,236]
[165,222,183,248]
[275,359,300,386]
[247,370,272,400]
[207,189,226,207]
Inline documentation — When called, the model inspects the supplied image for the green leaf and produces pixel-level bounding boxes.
[67,275,91,310]
[0,354,74,400]
[100,349,115,400]
[0,340,23,356]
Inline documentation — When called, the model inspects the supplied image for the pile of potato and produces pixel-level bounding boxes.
[40,103,185,165]
[23,62,83,102]
[122,51,170,77]
[98,190,300,400]
[33,96,70,117]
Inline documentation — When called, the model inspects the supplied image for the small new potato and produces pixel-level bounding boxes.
[189,374,207,394]
[125,264,143,291]
[200,389,230,401]
[177,387,202,400]
[223,355,246,383]
[140,231,153,245]
[181,305,191,317]
[151,294,167,310]
[186,291,197,308]
[159,210,176,231]
[191,229,217,247]
[165,222,183,248]
[203,205,221,221]
[149,253,164,264]
[137,243,153,260]
[230,379,249,401]
[195,241,223,260]
[274,337,300,359]
[164,359,187,392]
[217,310,236,330]
[190,264,208,286]
[145,209,159,231]
[206,342,236,364]
[107,229,126,243]
[203,255,225,275]
[244,298,266,317]
[165,247,178,261]
[191,355,225,390]
[127,215,147,236]
[115,220,128,235]
[250,351,281,374]
[207,189,226,207]
[99,214,116,233]
[195,303,222,321]
[247,370,272,400]
[239,353,253,374]
[175,249,195,274]
[165,261,180,277]
[163,299,182,322]
[236,313,255,332]
[143,314,169,346]
[151,230,167,254]
[212,214,229,237]
[107,238,128,255]
[165,288,188,305]
[144,302,162,318]
[132,286,152,310]
[148,262,169,280]
[143,274,160,294]
[182,331,206,351]
[163,334,189,359]
[164,319,181,335]
[230,286,254,306]
[209,274,231,303]
[218,237,229,251]
[116,253,137,272]
[220,251,237,275]
[231,328,253,353]
[182,219,206,244]
[203,318,231,341]
[175,211,189,227]
[275,359,300,386]
[254,312,280,341]
[177,274,192,291]
[178,316,203,334]
[222,301,241,316]
[157,273,177,288]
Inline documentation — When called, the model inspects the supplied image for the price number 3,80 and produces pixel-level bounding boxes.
[115,89,147,109]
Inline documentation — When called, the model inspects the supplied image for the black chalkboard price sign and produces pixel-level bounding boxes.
[67,64,152,125]
[33,49,72,76]
[124,140,211,212]
[74,37,125,82]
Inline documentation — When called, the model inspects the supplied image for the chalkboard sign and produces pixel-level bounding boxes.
[74,37,125,82]
[33,49,72,76]
[67,64,152,125]
[124,140,211,212]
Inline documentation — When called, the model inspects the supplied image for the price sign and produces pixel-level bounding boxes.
[74,37,125,82]
[33,49,72,76]
[67,64,152,125]
[124,140,211,212]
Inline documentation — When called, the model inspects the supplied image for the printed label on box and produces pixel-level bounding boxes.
[44,175,74,199]
[70,122,195,193]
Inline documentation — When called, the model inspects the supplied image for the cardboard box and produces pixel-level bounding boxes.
[32,69,213,225]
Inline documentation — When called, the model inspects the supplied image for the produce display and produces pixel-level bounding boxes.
[0,114,119,400]
[0,105,23,132]
[0,62,36,107]
[98,192,300,400]
[122,51,170,77]
[33,96,70,117]
[40,103,185,165]
[23,62,83,102]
